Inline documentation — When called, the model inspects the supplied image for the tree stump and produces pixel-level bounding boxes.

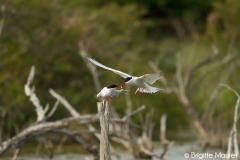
[98,101,111,160]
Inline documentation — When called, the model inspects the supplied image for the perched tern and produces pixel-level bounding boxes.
[97,84,128,102]
[88,57,164,95]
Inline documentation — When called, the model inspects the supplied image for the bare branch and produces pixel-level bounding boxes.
[202,61,240,120]
[184,45,219,91]
[122,105,145,121]
[53,128,99,160]
[0,115,99,155]
[49,89,80,117]
[45,101,59,120]
[221,84,240,158]
[78,42,101,92]
[220,84,240,98]
[24,66,45,122]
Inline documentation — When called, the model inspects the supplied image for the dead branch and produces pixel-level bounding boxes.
[159,114,173,159]
[221,84,239,159]
[24,66,45,122]
[78,42,101,92]
[53,128,99,160]
[160,114,167,143]
[0,115,98,155]
[12,148,20,160]
[121,105,145,121]
[184,45,219,91]
[49,89,80,118]
[202,60,240,121]
[149,53,210,141]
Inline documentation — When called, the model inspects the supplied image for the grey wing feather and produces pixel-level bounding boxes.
[87,57,131,78]
[108,89,121,97]
[141,71,162,84]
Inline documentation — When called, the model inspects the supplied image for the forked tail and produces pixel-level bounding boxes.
[135,85,165,94]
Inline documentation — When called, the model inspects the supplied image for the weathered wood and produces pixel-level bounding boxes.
[159,114,173,159]
[24,66,45,122]
[0,115,99,155]
[98,101,111,160]
[160,114,167,143]
[221,84,240,160]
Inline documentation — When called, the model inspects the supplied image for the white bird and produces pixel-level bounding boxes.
[97,84,128,102]
[88,57,164,95]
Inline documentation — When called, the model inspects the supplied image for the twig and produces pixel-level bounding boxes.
[45,101,59,120]
[122,105,145,121]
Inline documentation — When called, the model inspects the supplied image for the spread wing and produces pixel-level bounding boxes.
[87,57,131,78]
[140,71,162,84]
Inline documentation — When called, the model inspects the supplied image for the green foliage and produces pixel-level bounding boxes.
[0,0,240,140]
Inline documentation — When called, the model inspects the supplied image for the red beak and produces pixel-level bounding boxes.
[121,82,125,87]
[117,85,121,89]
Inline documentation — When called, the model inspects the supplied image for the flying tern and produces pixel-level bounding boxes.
[88,57,164,95]
[97,84,128,102]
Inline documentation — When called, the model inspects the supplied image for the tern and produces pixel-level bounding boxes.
[88,57,164,95]
[97,84,128,102]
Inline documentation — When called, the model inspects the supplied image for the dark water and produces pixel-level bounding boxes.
[1,142,229,160]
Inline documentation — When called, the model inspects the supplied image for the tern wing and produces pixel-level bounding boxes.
[140,71,162,84]
[108,89,121,97]
[87,57,131,78]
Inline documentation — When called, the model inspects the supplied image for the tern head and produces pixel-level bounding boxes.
[107,84,121,89]
[122,77,132,87]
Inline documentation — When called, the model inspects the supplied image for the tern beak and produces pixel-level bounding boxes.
[117,85,121,89]
[121,82,125,87]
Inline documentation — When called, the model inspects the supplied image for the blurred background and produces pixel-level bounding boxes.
[1,0,240,157]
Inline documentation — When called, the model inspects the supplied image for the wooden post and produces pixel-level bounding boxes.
[98,101,111,160]
[160,114,167,143]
